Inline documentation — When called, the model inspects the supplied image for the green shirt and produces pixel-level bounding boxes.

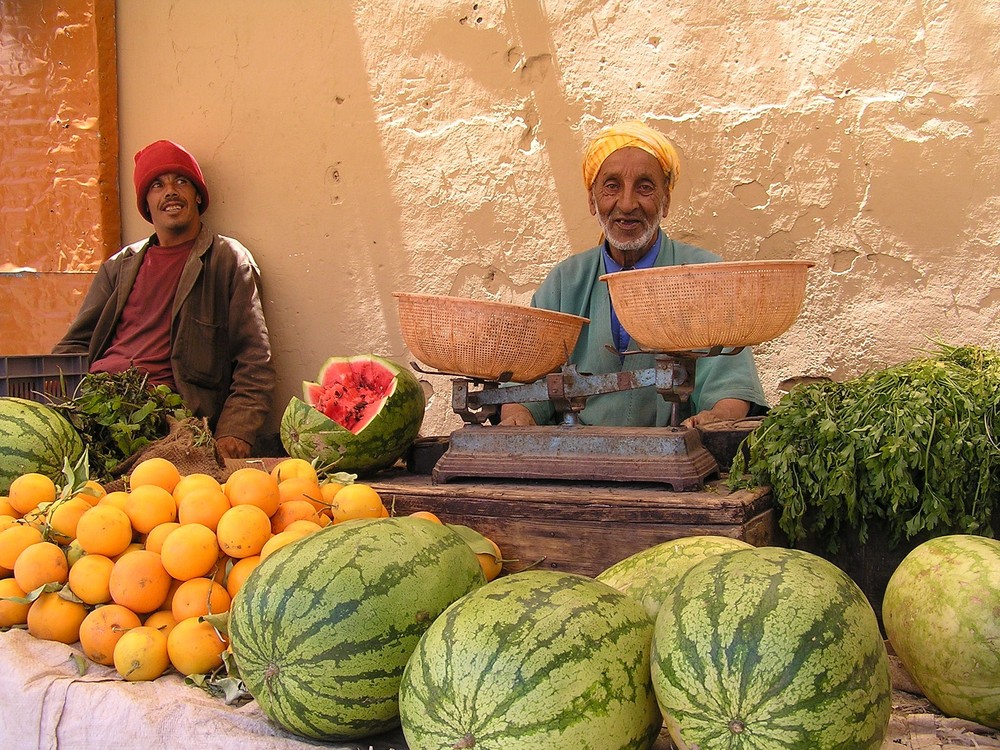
[524,236,768,426]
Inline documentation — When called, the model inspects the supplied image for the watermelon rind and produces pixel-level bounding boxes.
[399,570,662,750]
[597,535,753,621]
[0,397,85,494]
[651,546,891,750]
[227,517,485,741]
[280,354,425,477]
[882,534,1000,729]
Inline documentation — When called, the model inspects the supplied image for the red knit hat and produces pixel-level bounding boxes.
[133,140,210,222]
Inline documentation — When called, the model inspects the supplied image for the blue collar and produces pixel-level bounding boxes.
[602,232,662,354]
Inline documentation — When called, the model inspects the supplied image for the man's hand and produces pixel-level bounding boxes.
[498,403,537,426]
[216,435,252,459]
[681,398,751,428]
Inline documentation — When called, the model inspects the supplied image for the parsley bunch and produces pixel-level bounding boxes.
[730,343,1000,551]
[59,369,192,480]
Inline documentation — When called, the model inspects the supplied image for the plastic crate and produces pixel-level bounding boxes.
[0,355,89,403]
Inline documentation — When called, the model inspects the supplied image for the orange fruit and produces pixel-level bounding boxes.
[0,578,30,627]
[172,472,222,502]
[79,603,142,666]
[113,541,145,560]
[167,615,228,676]
[113,625,170,681]
[176,486,230,532]
[128,457,182,493]
[143,609,179,638]
[216,504,272,559]
[224,468,280,517]
[124,484,177,534]
[98,490,129,512]
[259,529,308,561]
[170,577,231,621]
[270,457,319,485]
[143,521,181,554]
[0,523,44,570]
[8,473,57,515]
[283,519,323,535]
[409,510,443,524]
[160,523,220,581]
[47,496,93,544]
[224,555,260,599]
[74,479,107,506]
[109,550,172,614]
[276,476,325,512]
[328,484,386,524]
[0,497,22,518]
[477,537,503,582]
[270,499,322,534]
[26,591,88,643]
[67,553,116,605]
[76,504,134,557]
[13,540,69,592]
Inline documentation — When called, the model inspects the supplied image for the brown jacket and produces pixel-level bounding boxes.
[53,225,275,446]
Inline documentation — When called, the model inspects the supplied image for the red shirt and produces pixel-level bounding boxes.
[90,239,195,388]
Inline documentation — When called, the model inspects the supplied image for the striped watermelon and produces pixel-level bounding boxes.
[227,516,485,741]
[883,534,1000,729]
[0,397,85,494]
[597,535,753,621]
[399,570,662,750]
[280,354,424,477]
[651,546,891,749]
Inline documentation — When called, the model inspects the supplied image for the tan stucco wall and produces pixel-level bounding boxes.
[115,1,1000,437]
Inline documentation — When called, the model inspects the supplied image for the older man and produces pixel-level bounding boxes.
[53,139,275,458]
[500,121,767,428]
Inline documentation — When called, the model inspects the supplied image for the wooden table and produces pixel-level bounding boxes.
[369,470,775,577]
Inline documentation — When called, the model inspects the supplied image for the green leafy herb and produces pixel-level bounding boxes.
[56,369,191,481]
[729,343,1000,552]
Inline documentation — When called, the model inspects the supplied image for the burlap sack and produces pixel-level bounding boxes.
[104,416,226,492]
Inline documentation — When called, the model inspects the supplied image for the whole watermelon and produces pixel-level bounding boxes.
[597,535,753,621]
[399,570,662,750]
[882,534,1000,729]
[652,546,891,750]
[280,354,424,477]
[228,517,485,740]
[0,397,85,493]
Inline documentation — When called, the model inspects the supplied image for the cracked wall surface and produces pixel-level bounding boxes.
[109,0,1000,435]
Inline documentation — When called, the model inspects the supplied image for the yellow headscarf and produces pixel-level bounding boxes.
[582,120,680,192]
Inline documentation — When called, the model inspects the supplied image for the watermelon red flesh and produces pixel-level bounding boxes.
[283,354,425,477]
[882,535,1000,729]
[399,570,662,750]
[651,546,891,750]
[304,356,397,433]
[227,517,486,741]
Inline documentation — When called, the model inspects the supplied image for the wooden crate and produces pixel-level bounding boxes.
[369,470,775,577]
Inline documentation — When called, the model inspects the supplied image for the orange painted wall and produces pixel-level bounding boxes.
[0,0,118,355]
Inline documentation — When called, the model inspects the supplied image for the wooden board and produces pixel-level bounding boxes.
[369,470,775,577]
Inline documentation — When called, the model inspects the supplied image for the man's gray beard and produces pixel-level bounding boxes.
[597,213,661,255]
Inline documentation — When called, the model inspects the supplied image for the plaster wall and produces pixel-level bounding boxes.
[114,1,1000,437]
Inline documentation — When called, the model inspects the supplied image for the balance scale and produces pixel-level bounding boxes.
[415,348,738,491]
[395,260,812,492]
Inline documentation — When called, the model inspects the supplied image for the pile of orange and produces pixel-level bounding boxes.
[0,457,404,682]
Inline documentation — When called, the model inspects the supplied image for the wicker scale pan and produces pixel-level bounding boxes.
[394,260,813,491]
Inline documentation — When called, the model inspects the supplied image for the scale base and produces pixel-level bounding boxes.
[432,425,720,491]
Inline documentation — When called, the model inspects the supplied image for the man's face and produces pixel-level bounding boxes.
[588,147,670,264]
[145,172,201,238]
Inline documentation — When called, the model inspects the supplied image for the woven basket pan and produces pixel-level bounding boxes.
[394,293,589,383]
[600,260,814,351]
